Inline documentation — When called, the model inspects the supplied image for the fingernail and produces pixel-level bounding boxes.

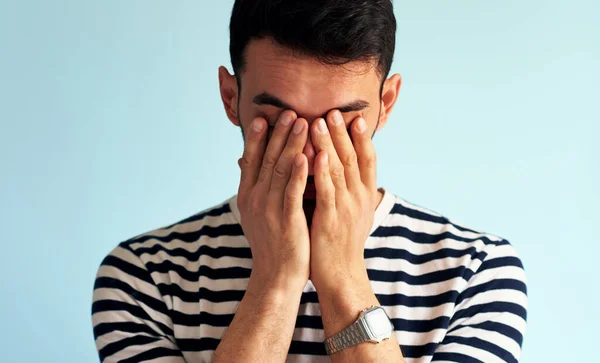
[357,118,367,133]
[332,111,343,126]
[252,119,264,133]
[280,113,293,126]
[293,119,304,134]
[318,118,328,134]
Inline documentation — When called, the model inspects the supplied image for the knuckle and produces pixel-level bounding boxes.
[342,152,357,168]
[319,193,335,208]
[261,153,277,170]
[284,189,299,207]
[273,163,288,179]
[249,197,264,216]
[363,154,377,168]
[241,155,253,168]
[331,163,345,178]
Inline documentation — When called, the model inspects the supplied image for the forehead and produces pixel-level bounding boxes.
[241,38,380,116]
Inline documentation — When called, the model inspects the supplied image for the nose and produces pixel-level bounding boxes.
[303,134,316,176]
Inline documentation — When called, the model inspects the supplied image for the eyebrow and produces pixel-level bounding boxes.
[252,92,370,114]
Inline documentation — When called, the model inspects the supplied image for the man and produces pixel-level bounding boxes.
[92,1,527,362]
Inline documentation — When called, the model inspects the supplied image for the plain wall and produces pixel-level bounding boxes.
[1,0,598,362]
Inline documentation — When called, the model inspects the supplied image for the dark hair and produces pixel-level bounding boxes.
[229,0,396,90]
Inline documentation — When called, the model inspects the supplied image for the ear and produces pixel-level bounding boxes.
[376,73,402,131]
[218,66,240,126]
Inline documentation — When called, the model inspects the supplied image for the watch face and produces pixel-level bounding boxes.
[365,308,392,338]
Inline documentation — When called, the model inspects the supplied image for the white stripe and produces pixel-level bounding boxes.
[434,341,504,362]
[446,325,521,360]
[382,211,503,242]
[368,234,490,256]
[449,313,527,336]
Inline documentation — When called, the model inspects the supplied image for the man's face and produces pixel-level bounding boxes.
[219,37,400,222]
[238,38,384,175]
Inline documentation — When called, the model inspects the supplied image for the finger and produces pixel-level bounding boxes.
[283,153,308,217]
[270,118,309,208]
[350,117,377,191]
[311,117,347,191]
[238,117,268,197]
[326,110,361,191]
[255,110,297,192]
[314,151,336,212]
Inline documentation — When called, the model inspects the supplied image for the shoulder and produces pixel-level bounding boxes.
[123,196,240,260]
[95,195,242,287]
[380,193,526,288]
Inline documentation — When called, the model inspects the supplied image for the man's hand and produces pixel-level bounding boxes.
[307,110,404,362]
[308,109,379,293]
[237,110,311,291]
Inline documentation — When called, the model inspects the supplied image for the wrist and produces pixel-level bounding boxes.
[248,271,307,299]
[317,276,379,337]
[313,266,370,295]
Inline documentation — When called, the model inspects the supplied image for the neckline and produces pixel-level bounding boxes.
[228,187,396,236]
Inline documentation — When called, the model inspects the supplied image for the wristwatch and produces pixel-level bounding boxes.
[323,305,394,355]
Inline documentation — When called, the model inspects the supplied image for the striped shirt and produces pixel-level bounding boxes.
[92,187,527,362]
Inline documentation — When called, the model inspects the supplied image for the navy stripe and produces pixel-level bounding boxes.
[147,263,250,281]
[154,282,459,309]
[364,246,486,264]
[136,244,253,262]
[289,340,325,356]
[120,347,183,363]
[450,302,527,328]
[389,202,481,235]
[162,203,232,230]
[393,316,451,333]
[171,311,234,327]
[99,335,162,360]
[92,300,174,337]
[294,315,452,334]
[177,337,219,352]
[125,224,243,246]
[456,278,527,306]
[286,340,440,359]
[169,309,449,334]
[177,337,437,359]
[134,243,488,267]
[145,261,475,286]
[449,320,524,347]
[478,256,524,273]
[100,254,154,286]
[441,336,517,363]
[367,265,474,285]
[372,225,506,247]
[431,351,485,362]
[94,277,171,320]
[94,322,163,340]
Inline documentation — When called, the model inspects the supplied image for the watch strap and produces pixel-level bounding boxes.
[324,319,368,355]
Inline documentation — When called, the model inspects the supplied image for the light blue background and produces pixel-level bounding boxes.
[1,1,597,362]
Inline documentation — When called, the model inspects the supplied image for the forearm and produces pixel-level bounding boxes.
[318,276,405,363]
[212,275,304,363]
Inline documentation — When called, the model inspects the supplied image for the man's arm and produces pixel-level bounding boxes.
[431,241,528,362]
[212,274,304,363]
[92,244,186,363]
[318,271,405,363]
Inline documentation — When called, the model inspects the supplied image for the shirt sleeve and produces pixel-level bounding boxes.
[91,243,186,363]
[431,240,528,363]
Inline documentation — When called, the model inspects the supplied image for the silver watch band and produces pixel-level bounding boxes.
[324,320,367,355]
